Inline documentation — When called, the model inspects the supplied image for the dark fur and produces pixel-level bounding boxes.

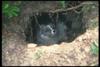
[26,11,86,45]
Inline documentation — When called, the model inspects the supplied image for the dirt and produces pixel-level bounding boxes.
[25,27,98,66]
[2,1,99,66]
[2,27,98,66]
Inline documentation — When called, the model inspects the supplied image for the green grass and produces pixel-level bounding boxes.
[90,40,99,55]
[2,1,20,18]
[60,1,66,8]
[59,1,65,8]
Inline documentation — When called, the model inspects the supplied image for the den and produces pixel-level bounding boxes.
[2,1,98,66]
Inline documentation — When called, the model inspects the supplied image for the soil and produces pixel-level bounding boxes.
[2,1,99,66]
[2,27,98,66]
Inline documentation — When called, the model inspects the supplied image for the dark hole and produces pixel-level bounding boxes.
[25,11,86,46]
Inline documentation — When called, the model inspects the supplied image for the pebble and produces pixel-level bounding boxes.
[27,43,37,48]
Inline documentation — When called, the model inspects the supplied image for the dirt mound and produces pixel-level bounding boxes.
[2,1,98,66]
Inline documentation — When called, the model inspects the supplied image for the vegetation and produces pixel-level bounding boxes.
[2,1,20,18]
[90,40,99,55]
[60,1,66,8]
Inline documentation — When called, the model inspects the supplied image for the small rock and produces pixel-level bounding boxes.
[27,43,37,48]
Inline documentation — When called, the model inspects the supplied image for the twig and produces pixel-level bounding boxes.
[33,14,40,27]
[48,13,54,22]
[68,4,81,14]
[56,12,59,22]
[50,2,94,13]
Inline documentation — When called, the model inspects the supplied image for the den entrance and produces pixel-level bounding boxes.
[25,11,86,45]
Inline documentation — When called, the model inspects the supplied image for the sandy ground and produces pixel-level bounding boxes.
[2,1,98,66]
[23,27,98,66]
[2,27,98,66]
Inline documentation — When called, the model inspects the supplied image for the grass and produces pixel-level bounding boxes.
[2,1,20,18]
[90,40,99,55]
[60,1,66,8]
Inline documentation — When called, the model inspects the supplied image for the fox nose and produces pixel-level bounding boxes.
[51,30,56,35]
[47,25,55,35]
